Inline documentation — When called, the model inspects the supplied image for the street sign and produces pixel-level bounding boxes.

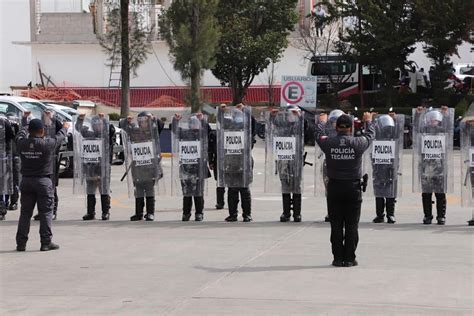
[280,75,317,108]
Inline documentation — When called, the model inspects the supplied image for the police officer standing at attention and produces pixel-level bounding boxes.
[15,111,69,252]
[315,111,375,267]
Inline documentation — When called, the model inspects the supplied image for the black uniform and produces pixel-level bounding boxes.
[373,116,402,223]
[120,116,164,220]
[0,117,16,220]
[173,118,211,221]
[226,116,256,221]
[315,118,375,266]
[414,110,450,224]
[76,117,115,220]
[208,129,225,209]
[15,123,67,249]
[32,116,63,220]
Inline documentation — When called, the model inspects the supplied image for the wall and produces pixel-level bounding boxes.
[0,0,32,92]
[30,42,310,88]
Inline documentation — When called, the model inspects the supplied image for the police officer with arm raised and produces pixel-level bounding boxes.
[15,111,69,252]
[315,112,375,267]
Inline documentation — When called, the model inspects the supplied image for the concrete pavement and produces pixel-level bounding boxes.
[1,145,473,315]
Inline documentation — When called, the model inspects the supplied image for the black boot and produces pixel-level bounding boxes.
[386,198,396,224]
[226,188,239,221]
[101,195,110,220]
[373,198,385,223]
[0,201,6,221]
[144,196,155,221]
[194,196,204,221]
[241,188,252,222]
[280,194,292,222]
[293,194,302,222]
[131,198,145,221]
[83,194,96,220]
[422,193,433,224]
[182,196,192,221]
[216,187,225,209]
[435,193,446,225]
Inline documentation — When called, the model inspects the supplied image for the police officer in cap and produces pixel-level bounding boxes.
[315,111,375,267]
[15,111,69,251]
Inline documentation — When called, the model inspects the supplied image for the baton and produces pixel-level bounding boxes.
[303,152,313,167]
[120,163,132,182]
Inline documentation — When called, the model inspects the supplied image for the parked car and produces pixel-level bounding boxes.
[0,96,76,177]
[42,101,79,117]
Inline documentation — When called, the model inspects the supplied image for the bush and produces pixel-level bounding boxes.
[108,112,121,121]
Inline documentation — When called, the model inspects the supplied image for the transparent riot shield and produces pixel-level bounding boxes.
[0,117,13,196]
[264,109,304,194]
[313,109,347,197]
[366,114,404,198]
[171,114,208,196]
[460,105,474,207]
[42,110,61,187]
[73,114,111,196]
[412,108,454,194]
[217,106,252,188]
[122,116,163,198]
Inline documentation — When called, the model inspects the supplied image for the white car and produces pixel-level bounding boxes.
[42,101,79,117]
[453,64,474,81]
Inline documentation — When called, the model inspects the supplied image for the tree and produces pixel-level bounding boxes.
[291,7,353,106]
[327,0,420,106]
[98,0,153,117]
[159,0,220,113]
[415,0,473,103]
[212,0,298,105]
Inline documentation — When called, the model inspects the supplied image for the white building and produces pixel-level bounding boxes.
[1,0,472,93]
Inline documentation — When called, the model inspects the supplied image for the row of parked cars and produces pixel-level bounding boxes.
[0,96,125,178]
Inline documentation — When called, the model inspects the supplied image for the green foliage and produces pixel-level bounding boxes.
[98,4,152,77]
[415,0,474,97]
[212,0,298,105]
[108,112,121,121]
[159,0,220,112]
[327,0,419,106]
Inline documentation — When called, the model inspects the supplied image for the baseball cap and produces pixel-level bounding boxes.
[28,118,44,132]
[336,114,353,128]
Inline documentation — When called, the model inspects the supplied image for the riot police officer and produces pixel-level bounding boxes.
[217,104,255,222]
[265,106,305,222]
[413,106,453,225]
[315,112,375,267]
[315,109,345,222]
[0,115,16,221]
[75,113,115,221]
[371,112,403,224]
[172,113,210,221]
[120,112,164,221]
[15,113,69,251]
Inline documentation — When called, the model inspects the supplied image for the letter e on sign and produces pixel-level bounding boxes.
[282,81,304,105]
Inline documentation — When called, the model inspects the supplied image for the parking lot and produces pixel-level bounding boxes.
[0,143,473,315]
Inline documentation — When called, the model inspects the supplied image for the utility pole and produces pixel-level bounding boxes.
[120,0,130,117]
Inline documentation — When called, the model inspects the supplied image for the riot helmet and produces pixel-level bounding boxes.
[188,115,201,130]
[424,110,443,128]
[328,109,344,127]
[377,114,395,139]
[286,105,301,123]
[91,116,104,134]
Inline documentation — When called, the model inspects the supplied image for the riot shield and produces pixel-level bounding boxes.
[42,110,61,186]
[412,108,454,194]
[171,114,208,196]
[122,116,163,198]
[460,105,474,207]
[366,114,404,198]
[216,106,253,188]
[73,114,111,196]
[0,117,13,196]
[313,109,346,197]
[264,109,304,194]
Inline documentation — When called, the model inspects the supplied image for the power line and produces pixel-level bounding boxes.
[151,44,178,86]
